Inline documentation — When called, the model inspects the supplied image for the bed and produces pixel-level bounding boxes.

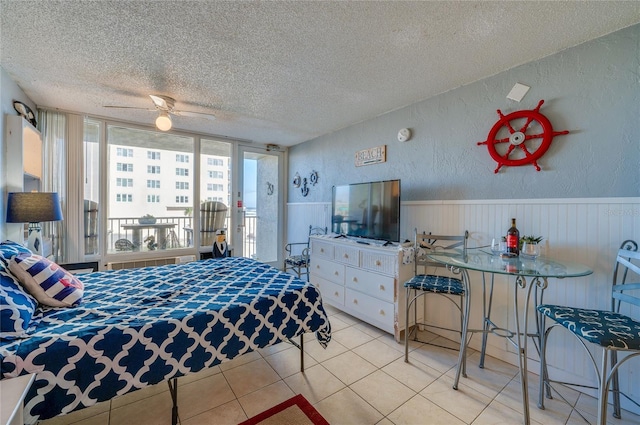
[0,256,331,424]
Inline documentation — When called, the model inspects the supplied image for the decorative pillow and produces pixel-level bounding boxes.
[0,269,37,339]
[0,240,31,272]
[9,253,84,307]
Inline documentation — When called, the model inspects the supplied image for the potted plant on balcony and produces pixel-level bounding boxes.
[138,214,156,225]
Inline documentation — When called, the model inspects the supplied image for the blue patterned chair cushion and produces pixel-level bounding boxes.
[0,240,31,272]
[538,304,640,350]
[404,274,465,295]
[0,269,37,339]
[285,255,308,267]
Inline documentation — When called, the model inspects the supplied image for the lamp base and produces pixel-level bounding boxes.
[27,223,43,256]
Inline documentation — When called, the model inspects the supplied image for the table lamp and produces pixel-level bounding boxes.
[6,192,63,256]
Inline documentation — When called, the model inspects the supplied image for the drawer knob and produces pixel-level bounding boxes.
[353,299,358,304]
[344,253,349,259]
[334,271,339,276]
[379,284,385,290]
[375,260,382,266]
[334,291,339,297]
[379,309,385,316]
[320,248,324,253]
[316,265,320,269]
[352,277,358,283]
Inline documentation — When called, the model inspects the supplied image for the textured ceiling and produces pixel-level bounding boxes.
[1,1,639,146]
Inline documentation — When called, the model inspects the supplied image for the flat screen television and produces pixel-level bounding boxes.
[331,179,401,242]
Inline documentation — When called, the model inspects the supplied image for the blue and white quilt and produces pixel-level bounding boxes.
[0,257,331,423]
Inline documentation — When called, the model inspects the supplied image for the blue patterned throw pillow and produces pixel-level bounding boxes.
[0,269,37,339]
[0,240,31,272]
[10,253,84,307]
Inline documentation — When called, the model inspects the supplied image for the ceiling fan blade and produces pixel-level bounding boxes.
[173,110,216,120]
[104,105,155,111]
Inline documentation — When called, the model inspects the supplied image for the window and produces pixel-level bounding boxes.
[84,119,100,256]
[207,183,224,191]
[207,158,224,166]
[117,163,133,172]
[176,168,189,176]
[116,178,133,187]
[107,125,194,254]
[200,139,231,248]
[205,196,225,202]
[117,147,133,157]
[176,181,189,190]
[176,154,189,163]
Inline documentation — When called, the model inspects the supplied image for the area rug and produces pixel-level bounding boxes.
[239,394,329,425]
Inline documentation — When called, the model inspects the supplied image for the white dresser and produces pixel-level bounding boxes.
[309,235,417,341]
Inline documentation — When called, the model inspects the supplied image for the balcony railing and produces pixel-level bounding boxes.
[106,213,256,258]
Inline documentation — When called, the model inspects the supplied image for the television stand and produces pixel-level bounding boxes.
[309,235,417,342]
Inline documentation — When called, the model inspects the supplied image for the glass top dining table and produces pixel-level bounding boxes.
[428,249,593,279]
[427,249,593,425]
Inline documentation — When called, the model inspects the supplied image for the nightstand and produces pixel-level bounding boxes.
[58,261,99,274]
[1,374,36,425]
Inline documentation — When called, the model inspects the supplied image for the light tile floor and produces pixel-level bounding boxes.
[41,305,640,425]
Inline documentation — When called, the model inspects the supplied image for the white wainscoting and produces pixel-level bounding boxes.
[287,197,640,413]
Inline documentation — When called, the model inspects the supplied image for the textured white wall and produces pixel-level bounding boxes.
[1,66,38,242]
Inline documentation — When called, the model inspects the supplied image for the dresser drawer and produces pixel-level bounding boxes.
[311,240,334,260]
[310,257,344,285]
[345,267,395,303]
[312,276,345,306]
[361,250,397,276]
[345,288,394,330]
[334,245,360,266]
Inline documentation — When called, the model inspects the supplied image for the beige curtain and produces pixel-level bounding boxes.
[37,110,66,262]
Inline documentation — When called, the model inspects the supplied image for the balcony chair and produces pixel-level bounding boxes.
[284,225,328,281]
[404,229,470,389]
[200,201,227,247]
[538,240,640,424]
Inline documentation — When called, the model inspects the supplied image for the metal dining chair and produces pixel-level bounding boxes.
[538,240,640,424]
[284,225,328,281]
[404,229,470,389]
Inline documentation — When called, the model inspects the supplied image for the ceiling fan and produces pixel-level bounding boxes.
[104,94,215,131]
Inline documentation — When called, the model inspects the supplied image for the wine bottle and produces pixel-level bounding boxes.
[506,218,520,256]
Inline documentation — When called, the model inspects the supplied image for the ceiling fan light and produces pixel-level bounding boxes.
[155,111,172,131]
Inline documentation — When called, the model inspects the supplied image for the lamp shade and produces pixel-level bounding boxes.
[155,111,172,131]
[6,192,63,223]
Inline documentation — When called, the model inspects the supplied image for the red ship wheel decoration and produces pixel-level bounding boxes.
[477,99,569,173]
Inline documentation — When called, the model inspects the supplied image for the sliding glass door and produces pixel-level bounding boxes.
[235,146,283,268]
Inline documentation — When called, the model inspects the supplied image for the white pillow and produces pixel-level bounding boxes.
[9,253,84,307]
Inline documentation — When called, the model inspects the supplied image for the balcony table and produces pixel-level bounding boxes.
[427,249,593,425]
[121,223,177,251]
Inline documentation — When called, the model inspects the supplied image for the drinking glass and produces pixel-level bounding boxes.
[491,238,506,255]
[521,242,540,259]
